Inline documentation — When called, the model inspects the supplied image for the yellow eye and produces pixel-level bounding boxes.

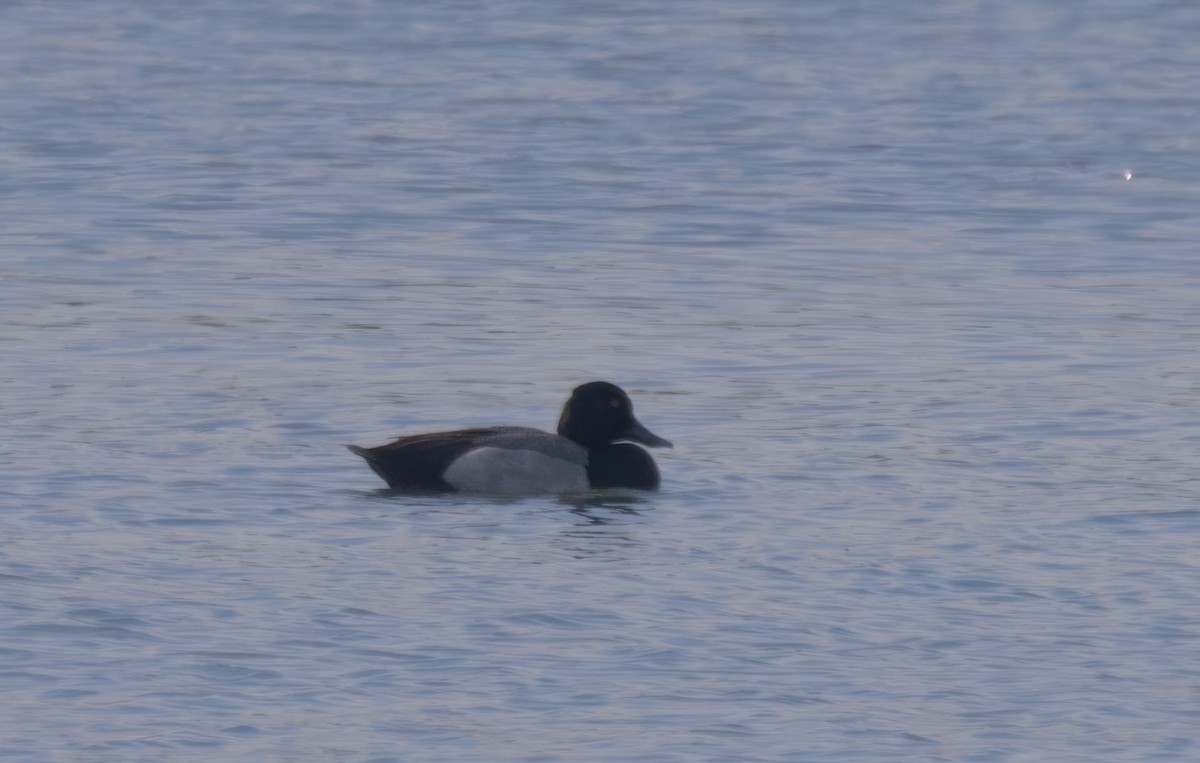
[610,399,621,408]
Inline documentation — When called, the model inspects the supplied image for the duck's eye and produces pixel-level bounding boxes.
[610,399,621,408]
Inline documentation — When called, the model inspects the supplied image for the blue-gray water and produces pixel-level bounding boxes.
[4,1,1200,761]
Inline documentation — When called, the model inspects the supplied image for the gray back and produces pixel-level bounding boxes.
[475,427,589,466]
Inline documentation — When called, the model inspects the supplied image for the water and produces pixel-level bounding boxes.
[3,0,1200,760]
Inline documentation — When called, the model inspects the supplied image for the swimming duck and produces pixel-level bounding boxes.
[348,381,671,494]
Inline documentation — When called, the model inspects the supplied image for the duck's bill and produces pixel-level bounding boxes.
[623,420,673,449]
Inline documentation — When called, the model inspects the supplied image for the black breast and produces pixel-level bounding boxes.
[585,443,660,490]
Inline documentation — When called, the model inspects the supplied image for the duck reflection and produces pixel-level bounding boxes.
[557,492,649,524]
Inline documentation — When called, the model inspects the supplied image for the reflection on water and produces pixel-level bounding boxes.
[559,494,648,560]
[559,492,649,520]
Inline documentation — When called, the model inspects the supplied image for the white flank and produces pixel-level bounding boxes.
[442,447,589,494]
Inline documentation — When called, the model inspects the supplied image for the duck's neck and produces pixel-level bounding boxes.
[557,418,607,449]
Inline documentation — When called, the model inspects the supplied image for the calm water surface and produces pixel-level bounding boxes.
[3,1,1200,761]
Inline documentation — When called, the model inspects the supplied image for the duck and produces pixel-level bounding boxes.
[347,381,671,494]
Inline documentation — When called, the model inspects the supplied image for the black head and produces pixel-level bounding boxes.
[556,381,672,450]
